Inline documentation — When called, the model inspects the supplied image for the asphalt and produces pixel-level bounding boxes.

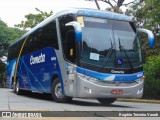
[0,87,160,104]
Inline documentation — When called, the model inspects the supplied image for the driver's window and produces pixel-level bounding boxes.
[58,14,77,63]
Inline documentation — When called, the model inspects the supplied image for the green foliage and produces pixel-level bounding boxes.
[144,56,160,81]
[0,61,6,88]
[15,8,53,29]
[143,55,160,99]
[0,19,26,57]
[142,0,160,32]
[0,19,25,87]
[127,0,160,35]
[127,0,160,60]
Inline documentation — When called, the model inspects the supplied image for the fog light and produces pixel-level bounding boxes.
[84,87,92,94]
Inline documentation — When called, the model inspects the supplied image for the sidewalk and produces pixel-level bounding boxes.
[117,98,160,104]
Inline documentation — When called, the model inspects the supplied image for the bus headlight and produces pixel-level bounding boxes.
[77,73,98,83]
[135,77,144,84]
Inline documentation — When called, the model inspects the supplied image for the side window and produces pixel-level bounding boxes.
[8,39,24,60]
[22,35,34,55]
[22,34,37,55]
[58,14,77,63]
[22,20,59,56]
[42,21,59,49]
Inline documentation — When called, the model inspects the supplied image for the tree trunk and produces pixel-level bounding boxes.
[94,0,100,10]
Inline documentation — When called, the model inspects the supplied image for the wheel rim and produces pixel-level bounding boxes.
[55,83,63,98]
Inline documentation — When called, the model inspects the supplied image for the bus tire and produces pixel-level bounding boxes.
[11,79,14,89]
[97,98,117,105]
[51,78,72,103]
[13,81,16,93]
[15,79,22,95]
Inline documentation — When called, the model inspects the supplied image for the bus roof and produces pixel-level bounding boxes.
[55,8,132,21]
[9,8,133,47]
[77,8,132,21]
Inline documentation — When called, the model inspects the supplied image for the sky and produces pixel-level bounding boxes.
[0,0,130,27]
[0,0,107,27]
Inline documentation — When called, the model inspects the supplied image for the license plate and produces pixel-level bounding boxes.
[111,89,123,94]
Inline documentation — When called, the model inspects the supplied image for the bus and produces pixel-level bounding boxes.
[6,8,155,105]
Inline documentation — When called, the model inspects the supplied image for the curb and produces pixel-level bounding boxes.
[117,98,160,104]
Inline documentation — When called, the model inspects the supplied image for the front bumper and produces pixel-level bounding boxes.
[76,73,144,98]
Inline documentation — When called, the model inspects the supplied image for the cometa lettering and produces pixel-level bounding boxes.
[111,70,124,74]
[30,53,45,65]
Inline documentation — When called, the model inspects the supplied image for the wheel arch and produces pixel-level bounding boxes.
[11,76,18,89]
[51,73,65,95]
[51,74,59,85]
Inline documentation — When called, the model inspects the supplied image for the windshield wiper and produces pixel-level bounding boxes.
[118,38,133,71]
[99,38,115,72]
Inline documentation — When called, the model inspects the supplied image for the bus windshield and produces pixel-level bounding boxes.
[80,17,142,70]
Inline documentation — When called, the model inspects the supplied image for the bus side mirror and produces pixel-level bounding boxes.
[65,21,82,41]
[138,28,155,48]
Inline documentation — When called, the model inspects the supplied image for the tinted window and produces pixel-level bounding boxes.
[58,14,77,63]
[8,20,59,60]
[40,21,59,49]
[22,20,58,56]
[8,39,24,60]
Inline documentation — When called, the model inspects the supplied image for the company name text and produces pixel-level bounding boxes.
[30,53,45,65]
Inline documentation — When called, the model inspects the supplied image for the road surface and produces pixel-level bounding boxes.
[0,88,159,120]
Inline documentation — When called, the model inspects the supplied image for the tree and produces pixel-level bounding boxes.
[0,20,9,57]
[0,19,25,87]
[93,0,100,10]
[127,0,160,35]
[86,0,138,13]
[127,0,160,99]
[143,55,160,99]
[0,20,25,57]
[15,8,53,29]
[142,0,160,35]
[126,0,160,59]
[0,61,6,88]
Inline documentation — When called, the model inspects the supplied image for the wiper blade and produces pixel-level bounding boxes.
[99,38,115,71]
[118,38,133,71]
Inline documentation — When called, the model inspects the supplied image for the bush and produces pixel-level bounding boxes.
[143,55,160,99]
[0,61,6,88]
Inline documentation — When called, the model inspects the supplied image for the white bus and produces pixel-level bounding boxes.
[6,8,155,105]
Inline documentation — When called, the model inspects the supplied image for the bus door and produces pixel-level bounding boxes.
[58,14,78,97]
[65,26,77,97]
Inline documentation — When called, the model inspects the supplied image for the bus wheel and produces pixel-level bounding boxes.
[15,79,22,95]
[13,81,16,93]
[51,78,72,103]
[11,79,14,89]
[97,98,117,105]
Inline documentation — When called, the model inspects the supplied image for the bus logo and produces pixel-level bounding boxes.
[30,53,45,65]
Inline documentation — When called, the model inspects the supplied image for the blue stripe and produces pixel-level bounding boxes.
[75,31,82,41]
[77,67,143,82]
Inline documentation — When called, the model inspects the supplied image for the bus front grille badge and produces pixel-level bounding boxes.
[115,82,121,86]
